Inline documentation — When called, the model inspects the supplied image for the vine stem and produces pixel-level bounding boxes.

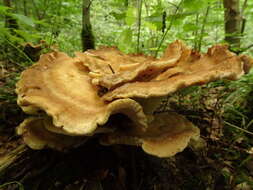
[224,121,253,136]
[137,0,142,53]
[154,0,183,57]
[197,4,210,51]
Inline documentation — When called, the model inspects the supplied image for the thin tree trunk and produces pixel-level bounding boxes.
[23,0,27,16]
[136,0,142,53]
[223,0,241,49]
[240,0,248,35]
[81,0,95,51]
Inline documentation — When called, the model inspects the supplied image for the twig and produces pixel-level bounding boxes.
[87,0,94,10]
[224,121,253,136]
[241,0,248,15]
[236,44,253,54]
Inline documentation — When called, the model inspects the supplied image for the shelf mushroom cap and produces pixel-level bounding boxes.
[16,117,86,150]
[16,52,148,136]
[100,112,200,158]
[102,43,244,101]
[75,43,183,90]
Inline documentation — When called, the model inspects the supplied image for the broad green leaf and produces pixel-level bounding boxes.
[146,14,163,23]
[12,14,35,27]
[173,17,184,26]
[144,21,157,31]
[110,0,128,7]
[145,12,164,30]
[125,7,136,26]
[110,11,126,20]
[117,28,134,53]
[183,23,199,32]
[166,12,194,21]
[0,27,9,36]
[183,0,206,12]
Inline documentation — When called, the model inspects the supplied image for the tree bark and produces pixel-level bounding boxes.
[223,0,241,49]
[81,0,95,51]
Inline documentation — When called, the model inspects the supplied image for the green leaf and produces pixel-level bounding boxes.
[12,14,35,27]
[145,13,163,23]
[0,5,10,14]
[144,21,158,31]
[0,27,9,36]
[110,11,126,20]
[183,0,206,12]
[145,12,163,30]
[14,29,40,41]
[166,12,194,21]
[110,0,128,7]
[183,23,199,32]
[125,7,136,26]
[34,19,49,27]
[118,28,134,53]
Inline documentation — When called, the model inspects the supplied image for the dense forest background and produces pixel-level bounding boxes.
[1,0,253,190]
[1,0,253,56]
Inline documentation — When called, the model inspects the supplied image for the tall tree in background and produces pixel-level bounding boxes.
[81,0,95,51]
[223,0,241,49]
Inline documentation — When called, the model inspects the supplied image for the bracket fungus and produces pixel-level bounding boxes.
[16,52,147,136]
[100,112,200,158]
[101,42,244,101]
[16,41,249,158]
[16,117,86,150]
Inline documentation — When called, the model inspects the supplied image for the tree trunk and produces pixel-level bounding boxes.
[3,0,19,33]
[81,0,95,51]
[223,0,241,49]
[23,0,27,16]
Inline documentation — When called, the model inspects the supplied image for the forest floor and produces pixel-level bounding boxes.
[1,54,253,190]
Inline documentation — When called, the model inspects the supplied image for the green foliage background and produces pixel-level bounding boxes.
[0,0,252,55]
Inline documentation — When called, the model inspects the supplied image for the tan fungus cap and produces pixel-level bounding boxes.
[16,52,147,135]
[103,43,244,101]
[16,117,86,150]
[101,112,200,158]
